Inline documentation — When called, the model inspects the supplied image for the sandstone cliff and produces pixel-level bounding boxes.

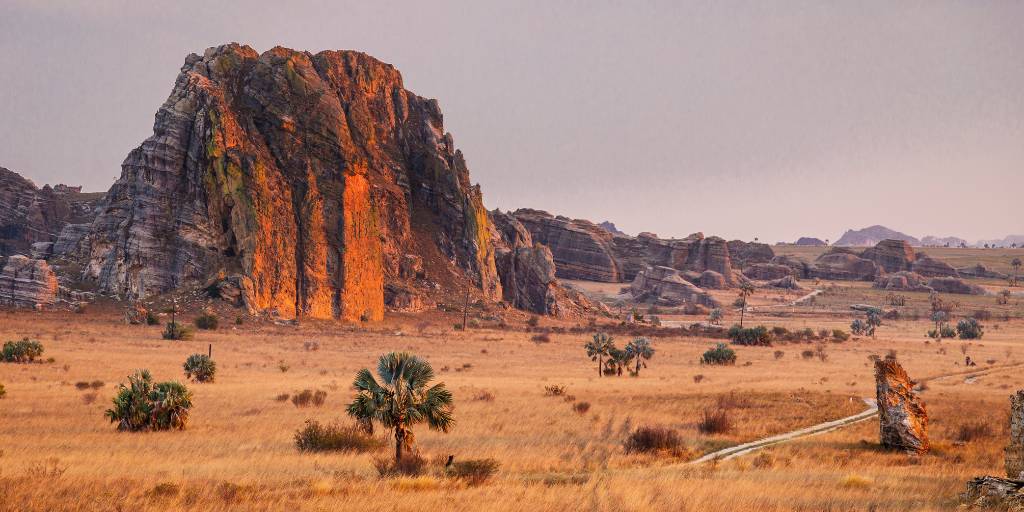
[80,44,501,321]
[0,166,101,257]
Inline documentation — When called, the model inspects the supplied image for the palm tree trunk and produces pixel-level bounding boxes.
[739,298,746,327]
[597,356,602,377]
[635,358,641,376]
[395,429,403,464]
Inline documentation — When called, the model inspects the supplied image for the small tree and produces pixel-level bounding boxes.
[585,332,614,378]
[865,311,881,337]
[708,308,723,326]
[737,282,755,327]
[1012,258,1022,287]
[346,352,454,466]
[957,318,984,340]
[625,337,655,376]
[183,354,216,383]
[105,370,193,431]
[701,343,736,365]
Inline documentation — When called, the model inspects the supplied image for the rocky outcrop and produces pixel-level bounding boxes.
[874,271,932,292]
[875,359,929,454]
[1007,391,1024,479]
[727,240,774,268]
[0,167,101,257]
[770,255,811,279]
[598,221,625,236]
[512,209,622,282]
[0,255,58,307]
[927,277,986,295]
[763,276,804,290]
[860,239,916,273]
[958,264,1009,280]
[910,253,959,277]
[629,266,718,308]
[810,249,881,281]
[960,477,1024,510]
[743,262,793,281]
[794,237,826,246]
[835,225,920,247]
[699,270,728,290]
[79,44,502,321]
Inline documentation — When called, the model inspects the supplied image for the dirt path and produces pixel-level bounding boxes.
[688,362,1024,464]
[742,288,823,313]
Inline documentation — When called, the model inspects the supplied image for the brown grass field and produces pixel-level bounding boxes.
[2,248,1024,511]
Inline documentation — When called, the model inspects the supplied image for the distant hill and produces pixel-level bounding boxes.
[834,225,920,247]
[920,235,968,248]
[975,235,1024,248]
[794,237,826,246]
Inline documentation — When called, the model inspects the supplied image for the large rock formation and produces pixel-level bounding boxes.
[0,255,58,307]
[1007,391,1024,480]
[927,277,986,295]
[79,44,501,321]
[512,209,623,282]
[958,264,1009,280]
[910,253,959,277]
[835,225,920,247]
[727,240,774,268]
[810,248,881,281]
[742,262,793,281]
[875,359,929,454]
[874,271,932,292]
[860,239,916,273]
[0,167,101,257]
[794,237,826,246]
[629,265,718,308]
[770,255,811,278]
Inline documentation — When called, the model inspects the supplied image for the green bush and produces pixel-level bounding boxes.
[957,318,984,340]
[727,325,771,346]
[145,311,160,326]
[446,458,500,485]
[183,354,216,383]
[162,322,194,340]
[105,370,193,431]
[701,343,737,365]
[2,338,44,363]
[194,314,219,330]
[928,325,957,339]
[294,420,383,453]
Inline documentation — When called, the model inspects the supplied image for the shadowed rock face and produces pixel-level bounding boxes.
[861,239,916,273]
[512,209,623,282]
[958,264,1009,280]
[927,277,986,295]
[82,44,500,320]
[0,167,101,257]
[0,255,58,307]
[727,240,774,268]
[629,265,719,308]
[874,271,932,292]
[875,359,929,454]
[811,249,881,281]
[743,262,793,280]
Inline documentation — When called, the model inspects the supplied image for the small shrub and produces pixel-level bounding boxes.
[75,381,91,390]
[90,380,104,389]
[0,383,5,399]
[801,349,815,360]
[294,420,383,453]
[972,309,993,321]
[572,401,591,414]
[183,354,216,383]
[624,426,683,455]
[446,458,499,485]
[303,340,320,351]
[275,393,290,402]
[527,315,540,327]
[2,338,44,363]
[374,452,427,477]
[292,389,327,407]
[701,343,736,365]
[832,329,850,342]
[145,311,160,325]
[162,322,193,341]
[771,326,790,338]
[472,390,495,402]
[693,374,704,383]
[105,370,192,431]
[954,422,993,443]
[194,314,218,330]
[818,328,831,339]
[697,407,732,434]
[957,318,984,340]
[278,361,290,372]
[727,325,771,346]
[773,350,785,360]
[235,316,244,325]
[531,333,551,343]
[544,385,567,396]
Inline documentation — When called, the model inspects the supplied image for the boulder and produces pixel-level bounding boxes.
[873,271,933,292]
[764,276,804,290]
[875,359,929,454]
[0,255,58,307]
[860,239,916,273]
[960,477,1024,510]
[629,266,719,308]
[810,250,881,281]
[1007,390,1024,479]
[205,273,257,312]
[384,283,426,312]
[743,263,793,281]
[910,253,958,277]
[927,277,986,295]
[699,270,728,290]
[958,264,1010,280]
[727,240,774,268]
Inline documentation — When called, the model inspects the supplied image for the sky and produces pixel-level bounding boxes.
[1,1,1021,244]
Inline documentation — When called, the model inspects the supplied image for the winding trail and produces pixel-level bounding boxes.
[687,362,1024,464]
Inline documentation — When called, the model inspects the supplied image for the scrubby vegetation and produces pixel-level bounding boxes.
[624,425,684,455]
[0,382,6,399]
[701,343,736,365]
[294,420,383,453]
[728,325,771,346]
[183,354,216,383]
[194,314,219,330]
[105,370,193,431]
[697,406,733,434]
[445,458,500,485]
[957,318,984,340]
[162,322,194,340]
[291,389,328,407]
[2,338,44,363]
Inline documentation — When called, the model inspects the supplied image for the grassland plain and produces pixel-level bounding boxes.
[2,270,1024,511]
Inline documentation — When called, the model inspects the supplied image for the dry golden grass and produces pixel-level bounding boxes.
[2,279,1024,511]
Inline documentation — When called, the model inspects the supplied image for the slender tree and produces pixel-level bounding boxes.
[346,352,454,465]
[1012,258,1022,287]
[737,282,755,327]
[585,332,614,377]
[625,337,655,376]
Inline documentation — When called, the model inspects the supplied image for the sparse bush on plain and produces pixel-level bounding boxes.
[291,389,327,407]
[294,420,384,453]
[773,350,785,359]
[531,333,551,343]
[624,426,684,455]
[728,325,771,346]
[544,385,567,396]
[145,311,160,325]
[194,314,219,330]
[446,458,500,485]
[0,383,5,399]
[701,343,736,365]
[2,338,44,363]
[572,401,591,414]
[303,340,320,351]
[183,354,216,383]
[831,329,850,341]
[105,370,192,431]
[162,322,193,341]
[954,422,993,443]
[697,407,732,434]
[957,318,984,340]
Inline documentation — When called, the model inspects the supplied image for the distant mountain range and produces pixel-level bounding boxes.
[806,225,1023,248]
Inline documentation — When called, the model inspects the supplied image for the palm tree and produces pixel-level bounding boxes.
[585,332,614,377]
[931,311,947,340]
[737,282,755,327]
[625,337,655,376]
[346,352,454,465]
[1012,258,1022,287]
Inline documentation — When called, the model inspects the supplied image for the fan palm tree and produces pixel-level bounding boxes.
[737,282,755,327]
[346,352,454,464]
[625,337,655,376]
[1012,258,1022,287]
[585,332,614,377]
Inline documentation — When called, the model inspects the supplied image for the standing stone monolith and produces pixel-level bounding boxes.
[875,359,929,454]
[1006,391,1024,479]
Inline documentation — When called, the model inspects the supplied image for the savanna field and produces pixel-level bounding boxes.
[2,253,1024,512]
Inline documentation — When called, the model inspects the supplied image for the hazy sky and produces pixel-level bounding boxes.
[1,1,1021,243]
